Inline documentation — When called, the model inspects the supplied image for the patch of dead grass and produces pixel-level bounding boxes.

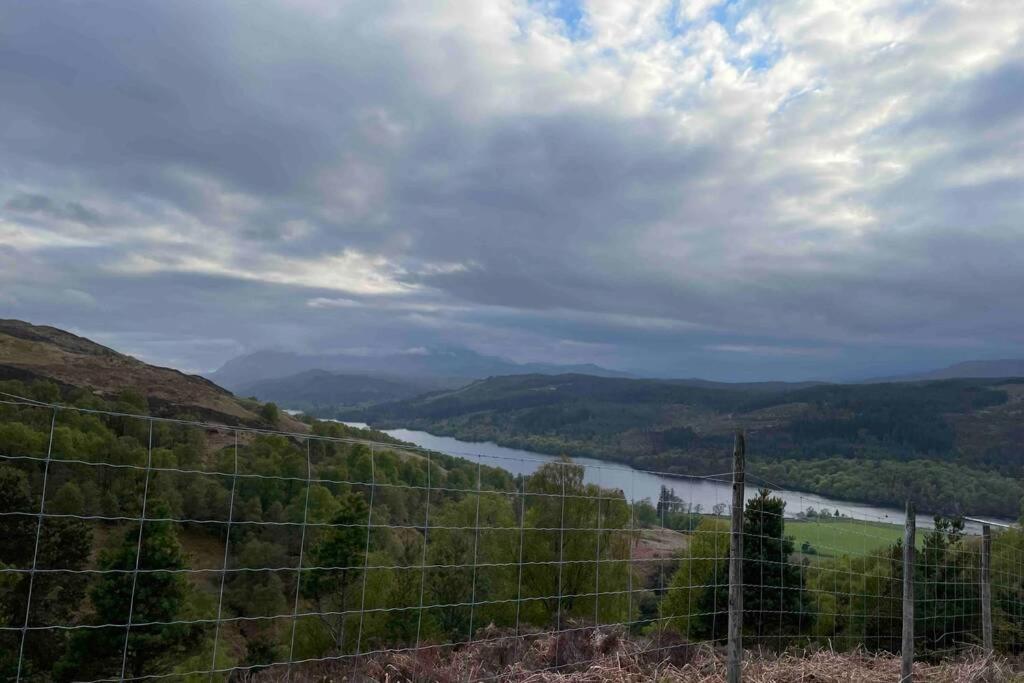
[245,626,1024,682]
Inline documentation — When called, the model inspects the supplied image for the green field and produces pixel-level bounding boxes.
[786,518,909,558]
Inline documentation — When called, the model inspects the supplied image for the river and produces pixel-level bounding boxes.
[341,423,1007,533]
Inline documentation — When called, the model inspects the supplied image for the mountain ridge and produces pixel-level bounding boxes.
[209,346,632,390]
[236,369,446,410]
[865,359,1024,383]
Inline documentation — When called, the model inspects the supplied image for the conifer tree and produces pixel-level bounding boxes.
[56,500,201,680]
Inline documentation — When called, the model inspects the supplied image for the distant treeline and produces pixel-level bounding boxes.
[344,375,1024,518]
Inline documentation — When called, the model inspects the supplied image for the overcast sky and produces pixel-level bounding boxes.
[2,0,1022,381]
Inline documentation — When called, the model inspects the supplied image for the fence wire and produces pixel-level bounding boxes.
[0,397,1021,682]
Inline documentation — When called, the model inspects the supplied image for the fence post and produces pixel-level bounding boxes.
[982,524,993,654]
[727,430,745,683]
[901,501,915,683]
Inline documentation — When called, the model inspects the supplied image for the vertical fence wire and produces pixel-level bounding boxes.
[119,419,154,681]
[355,443,376,655]
[14,408,57,683]
[209,430,239,679]
[414,448,432,653]
[468,453,483,644]
[514,460,527,638]
[285,439,313,681]
[554,459,567,666]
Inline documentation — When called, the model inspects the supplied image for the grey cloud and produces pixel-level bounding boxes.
[5,193,102,225]
[1,1,1023,381]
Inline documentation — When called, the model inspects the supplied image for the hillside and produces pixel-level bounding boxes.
[346,373,1024,517]
[209,346,630,390]
[236,369,440,410]
[0,319,301,429]
[868,358,1024,383]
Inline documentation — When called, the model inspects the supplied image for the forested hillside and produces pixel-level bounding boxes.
[235,370,442,412]
[347,374,1024,518]
[4,378,1023,680]
[0,378,636,679]
[1,329,1023,678]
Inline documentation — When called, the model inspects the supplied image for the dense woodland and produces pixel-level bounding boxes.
[348,374,1024,518]
[2,379,1024,680]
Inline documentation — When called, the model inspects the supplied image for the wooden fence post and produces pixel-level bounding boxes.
[982,524,993,654]
[901,501,916,683]
[727,431,745,683]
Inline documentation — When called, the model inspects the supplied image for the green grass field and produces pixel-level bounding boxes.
[785,518,909,559]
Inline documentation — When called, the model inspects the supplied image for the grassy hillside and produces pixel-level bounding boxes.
[0,319,296,428]
[345,374,1024,518]
[787,518,910,558]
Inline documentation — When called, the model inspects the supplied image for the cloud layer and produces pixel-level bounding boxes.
[2,0,1022,379]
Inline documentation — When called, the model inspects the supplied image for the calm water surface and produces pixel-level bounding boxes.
[341,423,1009,532]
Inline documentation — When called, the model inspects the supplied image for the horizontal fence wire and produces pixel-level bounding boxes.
[0,395,1020,682]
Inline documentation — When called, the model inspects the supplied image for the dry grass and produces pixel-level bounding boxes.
[246,626,1024,682]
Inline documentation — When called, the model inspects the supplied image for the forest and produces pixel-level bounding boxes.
[2,378,1024,680]
[346,374,1024,518]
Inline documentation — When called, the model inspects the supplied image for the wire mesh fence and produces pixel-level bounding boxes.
[0,396,1021,681]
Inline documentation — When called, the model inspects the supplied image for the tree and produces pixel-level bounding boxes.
[56,500,201,680]
[519,459,630,627]
[916,516,978,652]
[0,469,92,679]
[260,402,281,426]
[226,539,289,665]
[670,489,813,647]
[303,492,368,652]
[660,516,730,638]
[0,466,34,565]
[657,486,700,532]
[425,494,518,640]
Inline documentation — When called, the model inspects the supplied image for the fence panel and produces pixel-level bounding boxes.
[0,396,1020,681]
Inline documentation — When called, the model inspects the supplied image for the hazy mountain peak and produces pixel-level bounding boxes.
[209,346,631,390]
[866,359,1024,383]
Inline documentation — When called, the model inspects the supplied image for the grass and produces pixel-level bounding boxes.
[786,517,909,558]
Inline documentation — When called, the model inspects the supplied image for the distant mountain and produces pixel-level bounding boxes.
[661,378,826,393]
[209,346,631,390]
[0,319,299,427]
[236,369,445,411]
[867,359,1024,383]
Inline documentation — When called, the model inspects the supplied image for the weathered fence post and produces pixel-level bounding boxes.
[982,524,993,654]
[727,430,746,683]
[901,501,916,683]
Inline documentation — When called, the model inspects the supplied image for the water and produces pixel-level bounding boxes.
[341,423,1009,533]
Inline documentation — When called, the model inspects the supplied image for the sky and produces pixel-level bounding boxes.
[2,0,1023,381]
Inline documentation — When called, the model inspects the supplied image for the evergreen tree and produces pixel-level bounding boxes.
[226,539,290,666]
[681,489,813,647]
[303,493,368,652]
[56,500,202,680]
[916,516,979,651]
[0,468,92,679]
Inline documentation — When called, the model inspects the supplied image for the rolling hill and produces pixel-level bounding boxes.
[867,359,1024,383]
[209,346,631,390]
[235,369,441,411]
